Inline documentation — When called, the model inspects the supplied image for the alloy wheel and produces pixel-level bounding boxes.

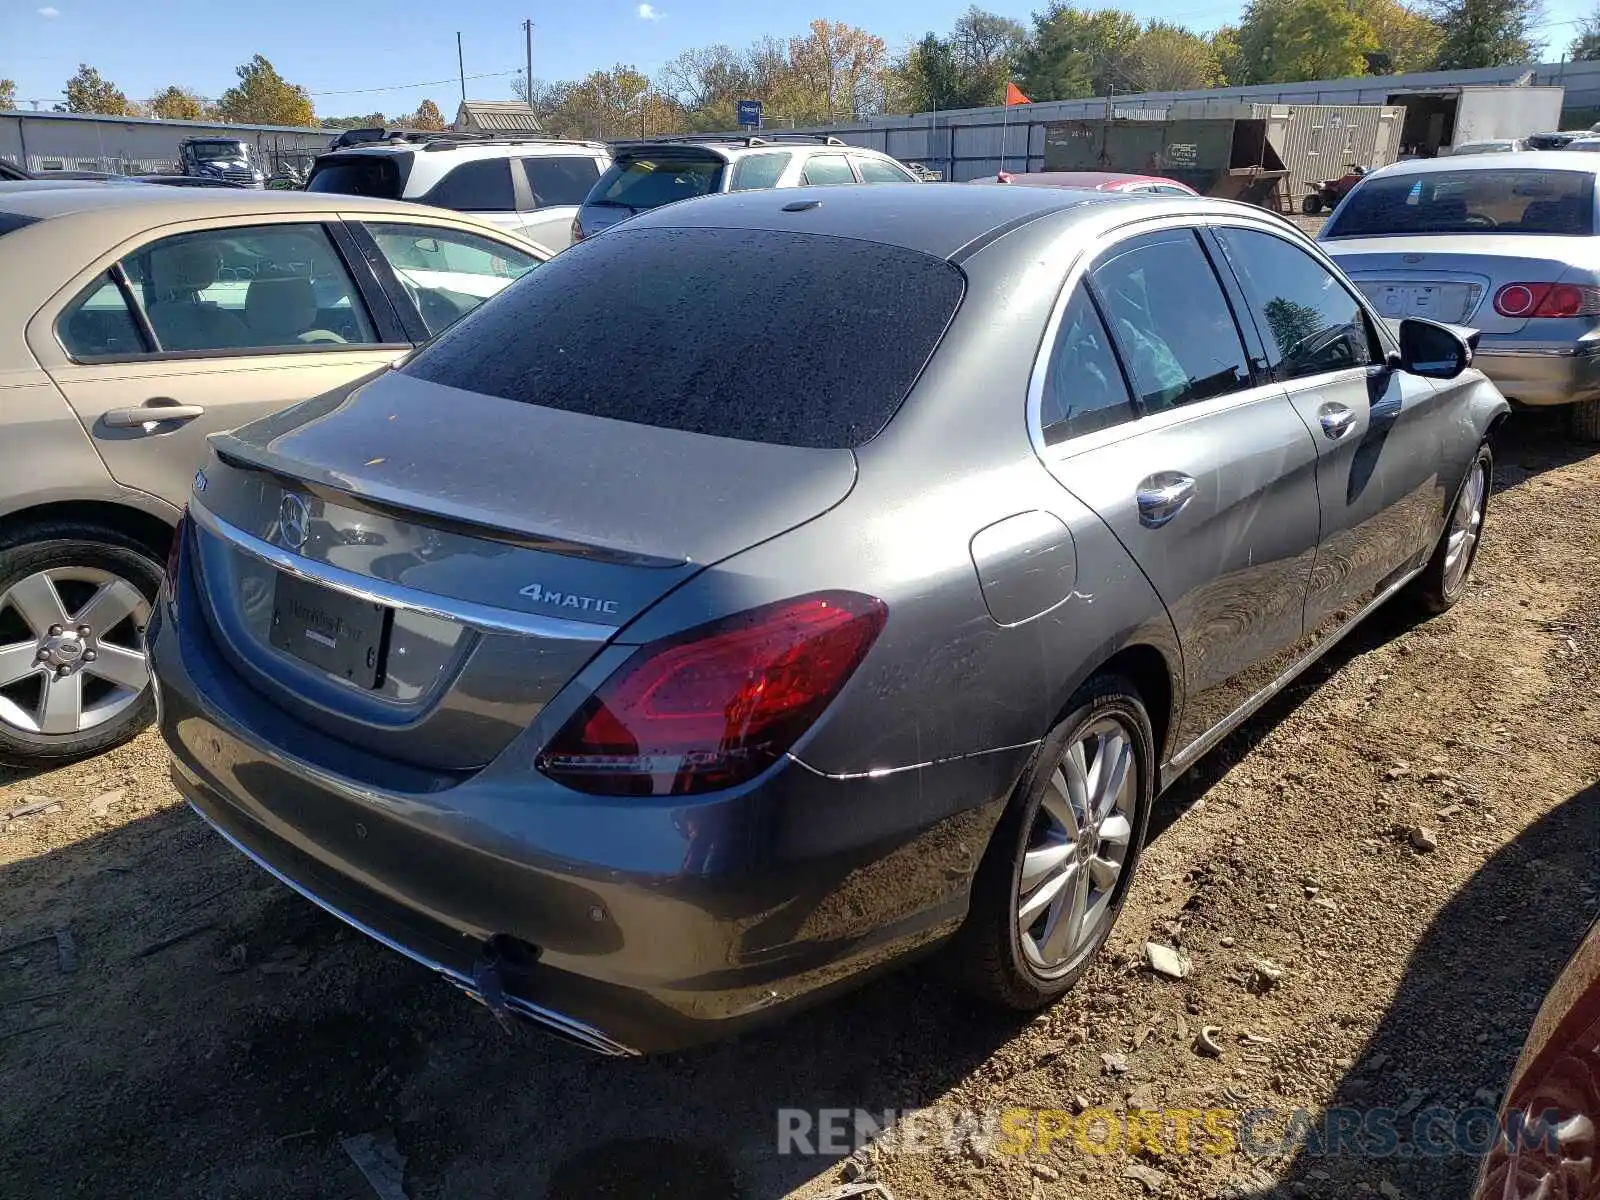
[1016,715,1138,977]
[0,567,152,737]
[1443,460,1486,596]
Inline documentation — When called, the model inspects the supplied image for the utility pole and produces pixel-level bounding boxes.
[457,32,466,108]
[523,19,534,106]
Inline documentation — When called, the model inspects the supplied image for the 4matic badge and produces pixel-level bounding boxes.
[518,582,620,616]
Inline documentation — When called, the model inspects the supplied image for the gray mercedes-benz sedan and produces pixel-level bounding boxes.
[150,184,1508,1054]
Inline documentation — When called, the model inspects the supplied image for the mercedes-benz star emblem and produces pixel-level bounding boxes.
[278,493,311,551]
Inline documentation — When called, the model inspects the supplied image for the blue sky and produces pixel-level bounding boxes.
[2,0,1592,117]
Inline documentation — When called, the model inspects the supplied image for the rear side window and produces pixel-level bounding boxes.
[421,159,516,212]
[403,227,965,449]
[856,157,916,184]
[519,156,601,208]
[1325,169,1596,238]
[1041,286,1134,444]
[306,155,405,199]
[1215,227,1376,381]
[729,153,792,192]
[1090,230,1251,412]
[803,155,856,186]
[591,155,723,213]
[59,273,148,358]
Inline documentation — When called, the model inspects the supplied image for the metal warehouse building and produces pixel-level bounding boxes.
[783,58,1599,185]
[0,110,331,177]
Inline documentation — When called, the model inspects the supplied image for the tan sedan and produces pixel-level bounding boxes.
[0,184,548,766]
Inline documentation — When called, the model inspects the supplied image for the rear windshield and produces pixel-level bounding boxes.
[403,227,965,449]
[587,154,724,215]
[306,155,406,200]
[1326,169,1595,238]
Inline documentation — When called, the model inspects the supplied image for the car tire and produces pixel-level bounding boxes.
[1302,194,1323,215]
[1571,398,1600,443]
[0,523,165,769]
[948,673,1155,1010]
[1409,444,1492,616]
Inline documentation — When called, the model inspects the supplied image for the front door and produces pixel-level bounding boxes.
[1038,228,1322,754]
[1210,223,1466,643]
[31,220,407,511]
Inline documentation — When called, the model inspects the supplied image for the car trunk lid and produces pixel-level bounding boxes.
[1324,234,1590,333]
[188,370,857,771]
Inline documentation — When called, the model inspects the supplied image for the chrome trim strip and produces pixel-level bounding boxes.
[1477,343,1600,359]
[185,798,638,1057]
[189,501,616,642]
[788,739,1042,781]
[1163,563,1425,785]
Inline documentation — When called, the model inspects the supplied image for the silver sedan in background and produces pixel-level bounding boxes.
[1320,152,1600,439]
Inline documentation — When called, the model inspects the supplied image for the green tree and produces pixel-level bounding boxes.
[1573,4,1600,59]
[1125,21,1224,91]
[544,65,670,139]
[1428,0,1542,68]
[1358,0,1444,72]
[318,112,387,130]
[63,64,133,116]
[216,55,314,126]
[411,99,446,130]
[1237,0,1377,82]
[1264,297,1325,360]
[0,80,16,111]
[1016,5,1142,100]
[149,86,206,121]
[1210,26,1246,84]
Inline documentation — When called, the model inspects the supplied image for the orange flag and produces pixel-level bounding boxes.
[1005,82,1030,106]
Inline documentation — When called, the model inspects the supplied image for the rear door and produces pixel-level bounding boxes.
[27,217,407,511]
[1037,226,1322,754]
[413,158,525,239]
[514,153,604,250]
[1212,221,1468,638]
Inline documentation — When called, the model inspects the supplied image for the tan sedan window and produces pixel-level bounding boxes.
[59,224,377,359]
[364,223,540,336]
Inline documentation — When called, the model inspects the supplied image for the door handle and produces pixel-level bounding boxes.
[102,399,207,429]
[1318,402,1357,440]
[1136,471,1197,528]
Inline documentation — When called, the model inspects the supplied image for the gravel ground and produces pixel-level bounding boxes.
[0,412,1596,1200]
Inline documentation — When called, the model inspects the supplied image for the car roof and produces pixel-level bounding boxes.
[980,170,1188,190]
[1366,150,1600,179]
[608,135,888,162]
[0,182,477,222]
[324,137,606,160]
[614,181,1232,260]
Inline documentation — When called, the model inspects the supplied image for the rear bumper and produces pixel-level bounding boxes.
[148,547,1026,1054]
[1473,339,1600,407]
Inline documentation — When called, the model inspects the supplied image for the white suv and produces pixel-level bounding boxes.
[572,134,922,242]
[307,135,610,252]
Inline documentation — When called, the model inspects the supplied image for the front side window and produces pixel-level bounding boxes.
[1041,286,1134,445]
[365,223,542,336]
[802,155,857,186]
[1089,230,1251,412]
[729,153,792,192]
[63,224,376,357]
[1325,169,1596,238]
[855,157,916,184]
[1216,227,1375,381]
[519,156,602,208]
[421,159,516,212]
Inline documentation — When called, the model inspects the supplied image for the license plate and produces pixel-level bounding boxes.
[269,573,390,688]
[1360,281,1477,322]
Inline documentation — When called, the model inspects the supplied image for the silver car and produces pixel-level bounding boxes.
[1319,151,1600,439]
[151,185,1506,1053]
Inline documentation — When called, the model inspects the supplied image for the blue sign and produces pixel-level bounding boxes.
[737,99,762,128]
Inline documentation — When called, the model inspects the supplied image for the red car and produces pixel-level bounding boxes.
[977,170,1198,196]
[1475,917,1600,1198]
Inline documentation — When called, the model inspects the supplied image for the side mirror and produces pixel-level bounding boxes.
[1398,317,1471,379]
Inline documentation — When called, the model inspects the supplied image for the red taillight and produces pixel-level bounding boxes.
[165,508,187,582]
[1493,282,1600,318]
[536,592,887,796]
